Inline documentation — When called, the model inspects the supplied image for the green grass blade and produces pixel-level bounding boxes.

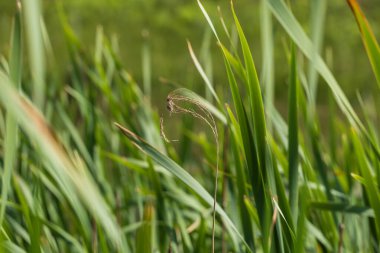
[0,6,22,228]
[197,1,220,43]
[351,129,380,239]
[21,0,45,108]
[294,187,308,253]
[115,123,253,252]
[307,0,326,114]
[187,41,220,105]
[260,0,275,131]
[267,0,363,131]
[231,3,267,173]
[231,5,271,251]
[288,45,299,221]
[1,241,26,253]
[347,0,380,89]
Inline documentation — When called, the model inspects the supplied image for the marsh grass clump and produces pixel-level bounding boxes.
[1,0,380,252]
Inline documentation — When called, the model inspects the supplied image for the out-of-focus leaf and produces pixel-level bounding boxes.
[347,0,380,89]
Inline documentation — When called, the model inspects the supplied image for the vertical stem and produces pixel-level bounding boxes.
[22,0,45,109]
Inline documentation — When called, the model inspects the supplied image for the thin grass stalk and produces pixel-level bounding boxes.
[142,29,151,104]
[288,45,299,222]
[21,0,45,109]
[260,0,275,132]
[307,0,326,118]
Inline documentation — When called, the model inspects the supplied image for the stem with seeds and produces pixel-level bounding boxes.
[161,89,219,252]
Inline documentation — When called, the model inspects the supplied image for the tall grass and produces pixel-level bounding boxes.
[0,0,379,252]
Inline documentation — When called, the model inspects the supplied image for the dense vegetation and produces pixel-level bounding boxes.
[0,0,380,252]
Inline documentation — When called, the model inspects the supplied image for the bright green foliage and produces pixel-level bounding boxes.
[0,1,379,252]
[347,0,380,90]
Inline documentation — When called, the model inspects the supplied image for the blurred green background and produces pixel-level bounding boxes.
[0,0,379,104]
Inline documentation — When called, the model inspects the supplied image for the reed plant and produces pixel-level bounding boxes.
[0,0,379,252]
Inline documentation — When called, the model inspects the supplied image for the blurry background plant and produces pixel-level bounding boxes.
[0,0,380,252]
[1,0,379,104]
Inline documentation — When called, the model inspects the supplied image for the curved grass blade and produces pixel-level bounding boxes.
[267,0,362,130]
[347,0,380,89]
[268,0,380,167]
[231,4,272,251]
[115,123,253,252]
[231,3,267,172]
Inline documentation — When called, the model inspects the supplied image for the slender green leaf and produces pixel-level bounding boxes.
[288,45,299,221]
[351,129,380,238]
[0,6,22,228]
[347,0,380,89]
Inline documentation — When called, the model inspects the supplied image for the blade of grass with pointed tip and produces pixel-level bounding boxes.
[232,4,267,173]
[0,7,22,229]
[224,55,265,234]
[219,43,246,82]
[347,0,380,89]
[115,123,253,252]
[267,0,362,131]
